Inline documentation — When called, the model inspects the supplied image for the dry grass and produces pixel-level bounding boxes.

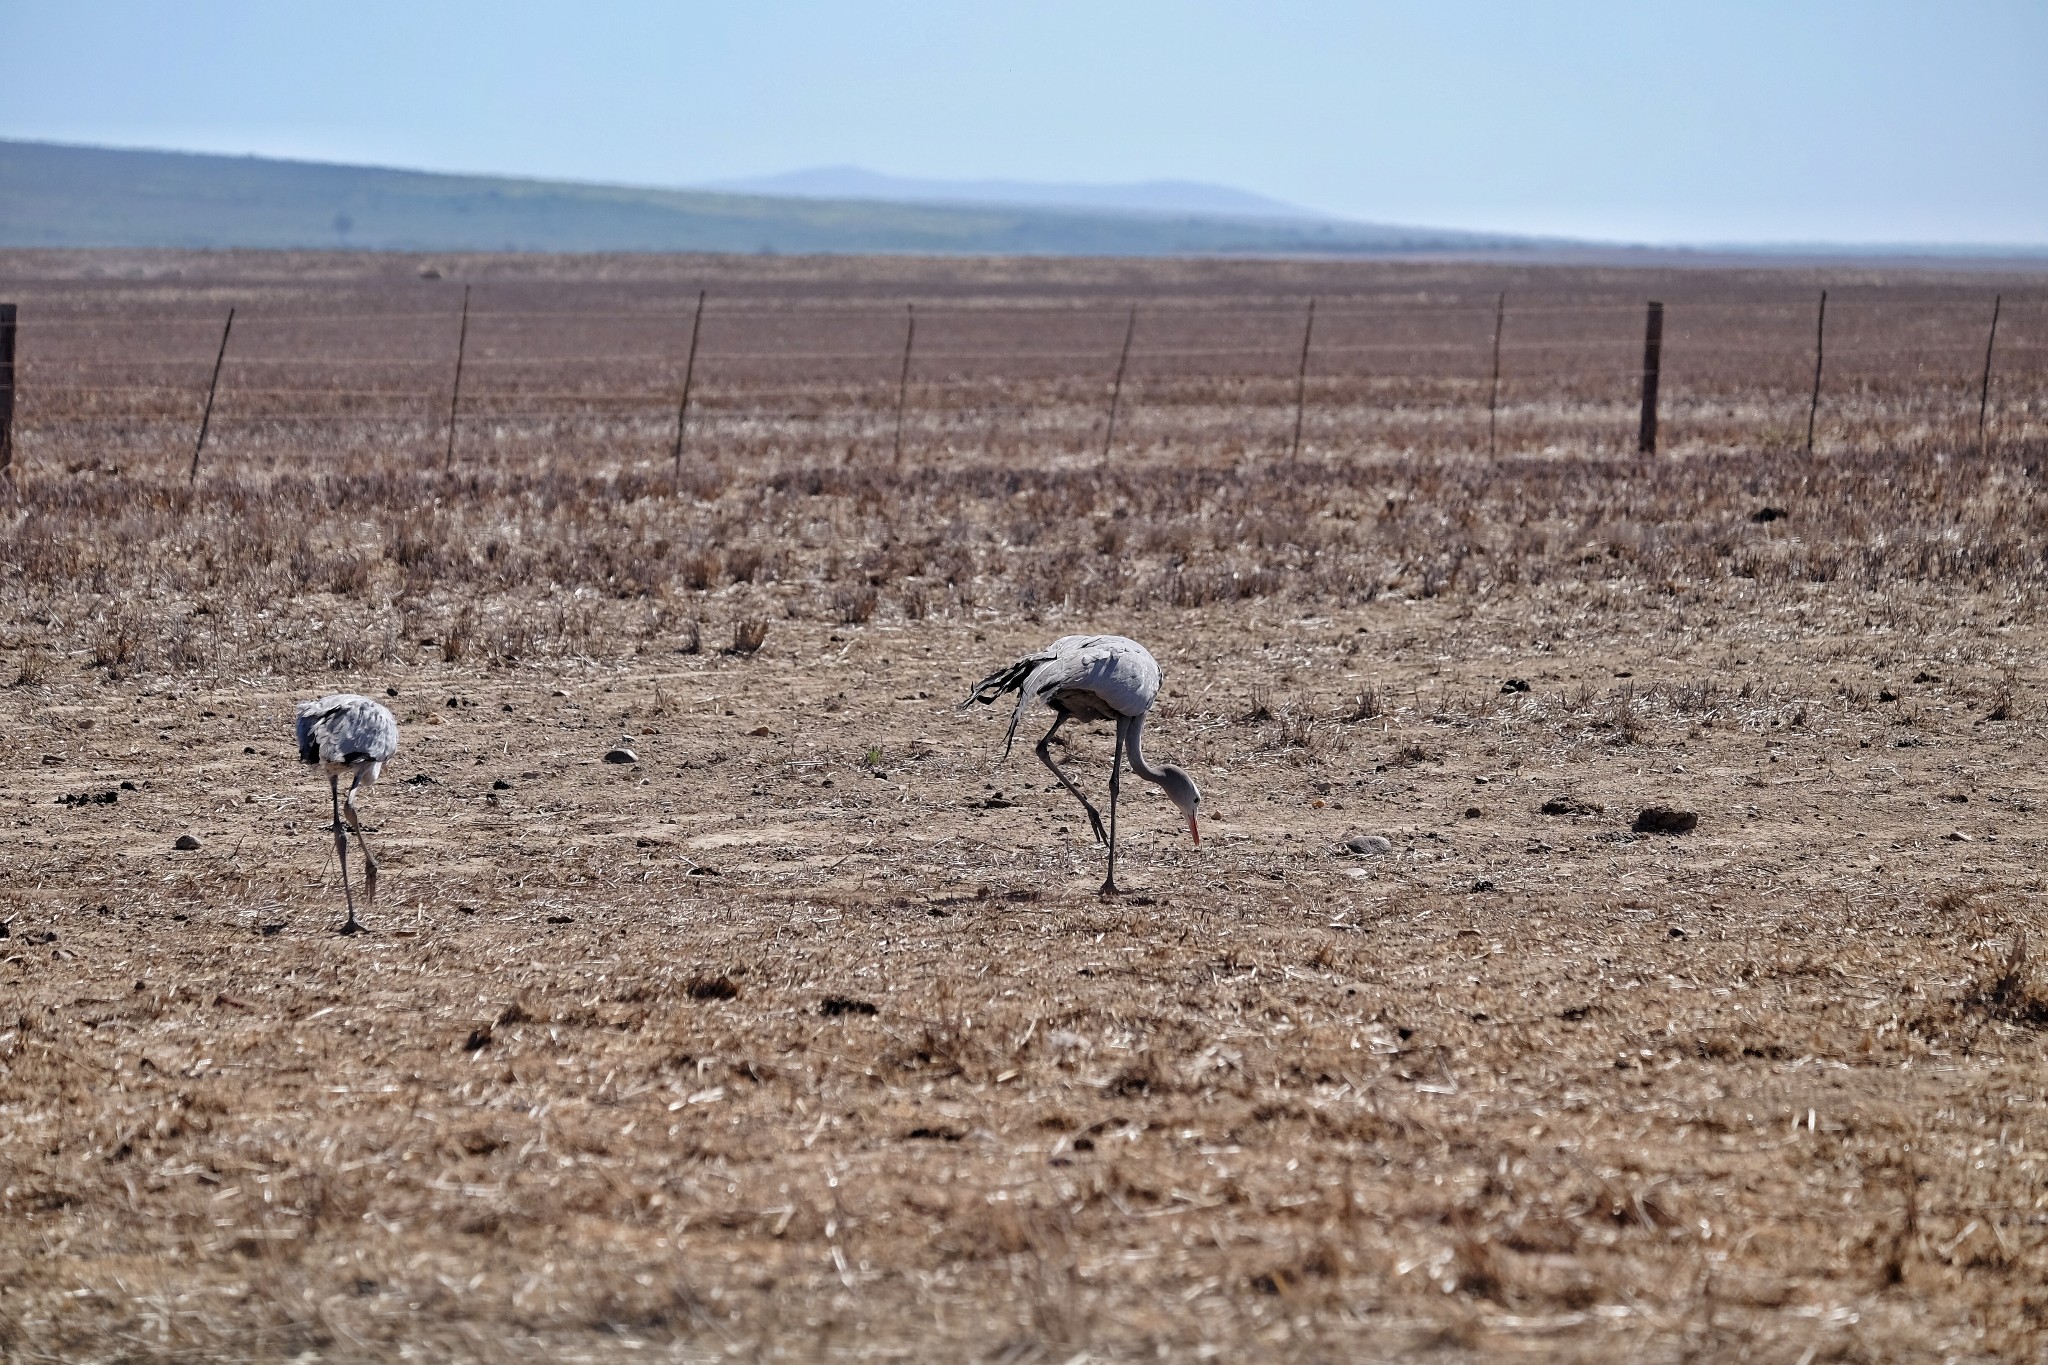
[2,251,2048,1362]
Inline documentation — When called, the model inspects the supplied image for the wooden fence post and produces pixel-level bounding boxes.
[1486,291,1505,457]
[1103,304,1136,461]
[0,303,15,485]
[445,284,470,468]
[1977,294,2002,456]
[1805,289,1827,455]
[1637,300,1664,455]
[1289,298,1316,460]
[671,289,705,475]
[892,302,915,464]
[190,307,235,483]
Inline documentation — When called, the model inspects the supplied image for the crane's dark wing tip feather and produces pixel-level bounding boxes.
[959,655,1049,712]
[962,653,1061,759]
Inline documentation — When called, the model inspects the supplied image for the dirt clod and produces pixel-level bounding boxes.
[1632,807,1698,834]
[1543,797,1603,816]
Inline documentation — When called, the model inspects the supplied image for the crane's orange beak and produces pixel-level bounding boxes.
[1187,814,1200,846]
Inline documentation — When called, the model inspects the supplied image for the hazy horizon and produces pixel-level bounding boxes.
[5,2,2044,248]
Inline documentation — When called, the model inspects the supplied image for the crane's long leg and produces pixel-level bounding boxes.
[341,768,377,930]
[1101,719,1125,896]
[330,772,361,936]
[1034,713,1106,845]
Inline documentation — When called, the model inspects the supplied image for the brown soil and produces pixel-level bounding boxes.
[3,251,2047,1362]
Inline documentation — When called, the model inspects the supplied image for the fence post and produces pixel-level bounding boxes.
[1486,291,1505,457]
[671,289,705,475]
[1103,304,1136,461]
[892,302,915,464]
[1637,300,1664,455]
[445,284,470,468]
[1805,289,1827,455]
[190,307,235,483]
[0,303,15,485]
[1289,298,1316,460]
[1977,294,2002,456]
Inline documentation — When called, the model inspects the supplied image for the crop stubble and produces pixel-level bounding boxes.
[3,251,2048,1362]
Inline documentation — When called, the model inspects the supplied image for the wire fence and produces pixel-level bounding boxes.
[3,282,2044,479]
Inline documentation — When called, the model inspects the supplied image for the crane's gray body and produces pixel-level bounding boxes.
[968,634,1161,755]
[296,693,399,782]
[1021,634,1160,719]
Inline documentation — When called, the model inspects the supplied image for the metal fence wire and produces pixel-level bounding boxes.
[2,285,2043,479]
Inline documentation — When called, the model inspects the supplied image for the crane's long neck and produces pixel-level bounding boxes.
[1120,713,1171,784]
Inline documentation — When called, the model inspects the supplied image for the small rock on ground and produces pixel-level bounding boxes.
[174,834,201,851]
[1342,835,1394,857]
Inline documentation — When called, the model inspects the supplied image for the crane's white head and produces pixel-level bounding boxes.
[1156,765,1201,846]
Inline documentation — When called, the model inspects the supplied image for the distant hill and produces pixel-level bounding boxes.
[0,139,1539,256]
[699,166,1332,220]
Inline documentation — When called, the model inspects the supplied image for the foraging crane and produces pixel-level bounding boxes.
[962,635,1200,895]
[295,694,399,935]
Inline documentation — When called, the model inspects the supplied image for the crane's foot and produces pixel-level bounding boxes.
[1099,877,1123,897]
[338,915,363,937]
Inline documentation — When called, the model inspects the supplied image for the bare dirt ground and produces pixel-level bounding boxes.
[4,252,2048,1362]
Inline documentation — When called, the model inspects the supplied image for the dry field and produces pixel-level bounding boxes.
[4,251,2048,1362]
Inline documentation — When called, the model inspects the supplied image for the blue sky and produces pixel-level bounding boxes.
[6,1,2044,245]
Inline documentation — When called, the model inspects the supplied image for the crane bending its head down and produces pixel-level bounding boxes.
[962,634,1198,894]
[295,693,399,935]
